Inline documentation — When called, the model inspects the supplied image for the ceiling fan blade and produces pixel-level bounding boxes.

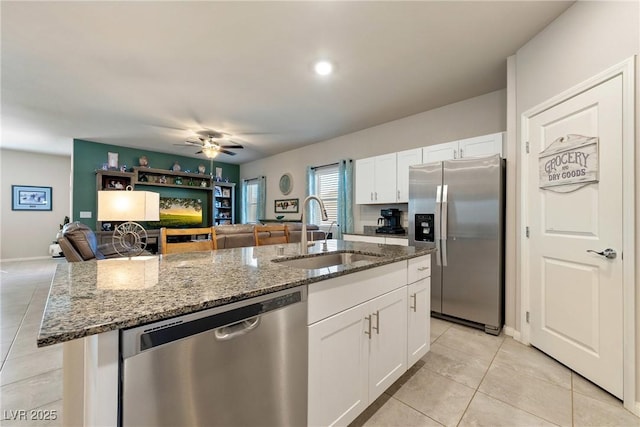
[218,144,244,149]
[195,150,204,154]
[219,149,237,156]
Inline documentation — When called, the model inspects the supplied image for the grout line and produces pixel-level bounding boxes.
[454,332,506,427]
[387,395,445,426]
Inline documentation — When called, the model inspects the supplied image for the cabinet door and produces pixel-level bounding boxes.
[368,287,407,402]
[355,157,376,204]
[373,153,397,203]
[458,132,503,158]
[422,140,459,163]
[407,278,431,366]
[308,303,369,427]
[396,148,423,203]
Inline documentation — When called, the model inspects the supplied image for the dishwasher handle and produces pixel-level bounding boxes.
[214,316,261,341]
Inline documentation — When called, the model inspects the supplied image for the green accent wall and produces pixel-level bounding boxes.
[73,139,240,229]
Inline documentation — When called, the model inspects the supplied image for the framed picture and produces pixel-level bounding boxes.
[107,152,119,169]
[275,198,299,213]
[12,185,52,211]
[222,188,231,197]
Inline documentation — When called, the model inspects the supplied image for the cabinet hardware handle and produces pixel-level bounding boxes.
[364,315,372,339]
[417,267,429,271]
[375,192,378,201]
[454,149,457,159]
[397,190,400,200]
[460,148,464,158]
[371,310,380,334]
[370,192,373,201]
[410,293,417,312]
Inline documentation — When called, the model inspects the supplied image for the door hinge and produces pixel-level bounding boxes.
[526,311,530,323]
[525,226,530,238]
[526,141,530,154]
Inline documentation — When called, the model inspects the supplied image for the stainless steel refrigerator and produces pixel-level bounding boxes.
[409,154,505,335]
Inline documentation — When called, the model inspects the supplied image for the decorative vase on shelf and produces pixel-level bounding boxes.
[171,162,181,172]
[175,176,183,185]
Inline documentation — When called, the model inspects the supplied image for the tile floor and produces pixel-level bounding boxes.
[1,258,639,427]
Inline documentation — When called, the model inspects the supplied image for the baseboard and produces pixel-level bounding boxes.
[631,401,640,417]
[503,326,521,341]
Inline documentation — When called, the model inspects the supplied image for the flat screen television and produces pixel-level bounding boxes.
[157,197,203,228]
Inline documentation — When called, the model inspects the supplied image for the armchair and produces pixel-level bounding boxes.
[58,222,139,262]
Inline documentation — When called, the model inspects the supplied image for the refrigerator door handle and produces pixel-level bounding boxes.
[441,238,448,266]
[441,184,448,240]
[435,185,442,240]
[434,185,442,266]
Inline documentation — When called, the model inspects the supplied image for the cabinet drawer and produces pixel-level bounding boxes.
[407,255,430,284]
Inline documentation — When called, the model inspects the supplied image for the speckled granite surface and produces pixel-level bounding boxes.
[344,226,408,239]
[38,240,432,347]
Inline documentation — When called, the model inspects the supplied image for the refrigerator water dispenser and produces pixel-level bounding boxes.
[414,213,434,242]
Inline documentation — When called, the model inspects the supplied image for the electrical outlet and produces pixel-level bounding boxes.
[79,211,92,218]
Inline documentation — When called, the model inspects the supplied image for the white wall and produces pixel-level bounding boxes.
[0,149,72,260]
[513,0,639,410]
[240,89,506,229]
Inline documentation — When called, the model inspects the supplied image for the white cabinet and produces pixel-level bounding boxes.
[308,302,369,427]
[422,140,459,163]
[355,153,397,204]
[423,132,503,163]
[308,261,413,427]
[396,148,423,203]
[343,234,409,247]
[308,287,407,427]
[368,288,408,399]
[407,256,431,366]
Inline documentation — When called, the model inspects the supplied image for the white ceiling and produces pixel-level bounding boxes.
[1,1,573,165]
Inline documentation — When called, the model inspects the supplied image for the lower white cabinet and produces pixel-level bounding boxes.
[343,234,409,247]
[308,287,407,427]
[307,257,432,427]
[407,278,431,366]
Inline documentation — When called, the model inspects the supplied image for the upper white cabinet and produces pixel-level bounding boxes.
[423,132,503,163]
[355,153,397,204]
[422,140,459,163]
[396,148,423,203]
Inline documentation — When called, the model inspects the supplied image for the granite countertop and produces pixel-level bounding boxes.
[38,240,432,347]
[344,226,408,239]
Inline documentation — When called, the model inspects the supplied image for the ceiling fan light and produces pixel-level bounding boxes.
[202,147,219,159]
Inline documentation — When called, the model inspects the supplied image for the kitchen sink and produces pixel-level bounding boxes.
[274,252,383,270]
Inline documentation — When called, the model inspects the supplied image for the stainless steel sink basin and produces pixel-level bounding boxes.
[274,252,383,270]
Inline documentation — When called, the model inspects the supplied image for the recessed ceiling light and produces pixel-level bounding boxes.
[314,61,333,76]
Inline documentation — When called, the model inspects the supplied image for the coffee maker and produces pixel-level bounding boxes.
[376,208,405,234]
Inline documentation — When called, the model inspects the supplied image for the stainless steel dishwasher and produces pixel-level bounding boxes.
[120,286,307,427]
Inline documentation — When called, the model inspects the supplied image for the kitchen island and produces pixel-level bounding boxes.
[38,240,432,426]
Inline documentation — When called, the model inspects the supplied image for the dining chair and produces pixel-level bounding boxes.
[253,224,290,246]
[160,227,217,255]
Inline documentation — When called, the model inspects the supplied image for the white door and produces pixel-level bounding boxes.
[423,140,458,163]
[396,148,423,203]
[459,132,503,158]
[526,75,623,398]
[368,287,407,402]
[374,153,398,203]
[308,303,369,427]
[355,157,375,204]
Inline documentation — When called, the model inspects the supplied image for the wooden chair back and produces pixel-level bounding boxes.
[160,227,217,255]
[253,225,289,246]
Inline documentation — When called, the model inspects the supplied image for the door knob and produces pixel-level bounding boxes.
[587,248,617,259]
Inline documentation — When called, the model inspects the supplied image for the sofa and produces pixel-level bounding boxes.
[213,223,326,249]
[58,222,144,262]
[59,222,327,261]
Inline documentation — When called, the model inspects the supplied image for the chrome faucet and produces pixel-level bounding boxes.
[301,195,328,254]
[322,221,337,252]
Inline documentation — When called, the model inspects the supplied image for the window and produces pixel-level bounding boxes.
[313,164,339,228]
[245,180,259,223]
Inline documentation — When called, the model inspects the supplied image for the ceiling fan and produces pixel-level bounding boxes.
[182,130,244,159]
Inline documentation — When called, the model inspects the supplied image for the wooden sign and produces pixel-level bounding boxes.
[539,134,599,193]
